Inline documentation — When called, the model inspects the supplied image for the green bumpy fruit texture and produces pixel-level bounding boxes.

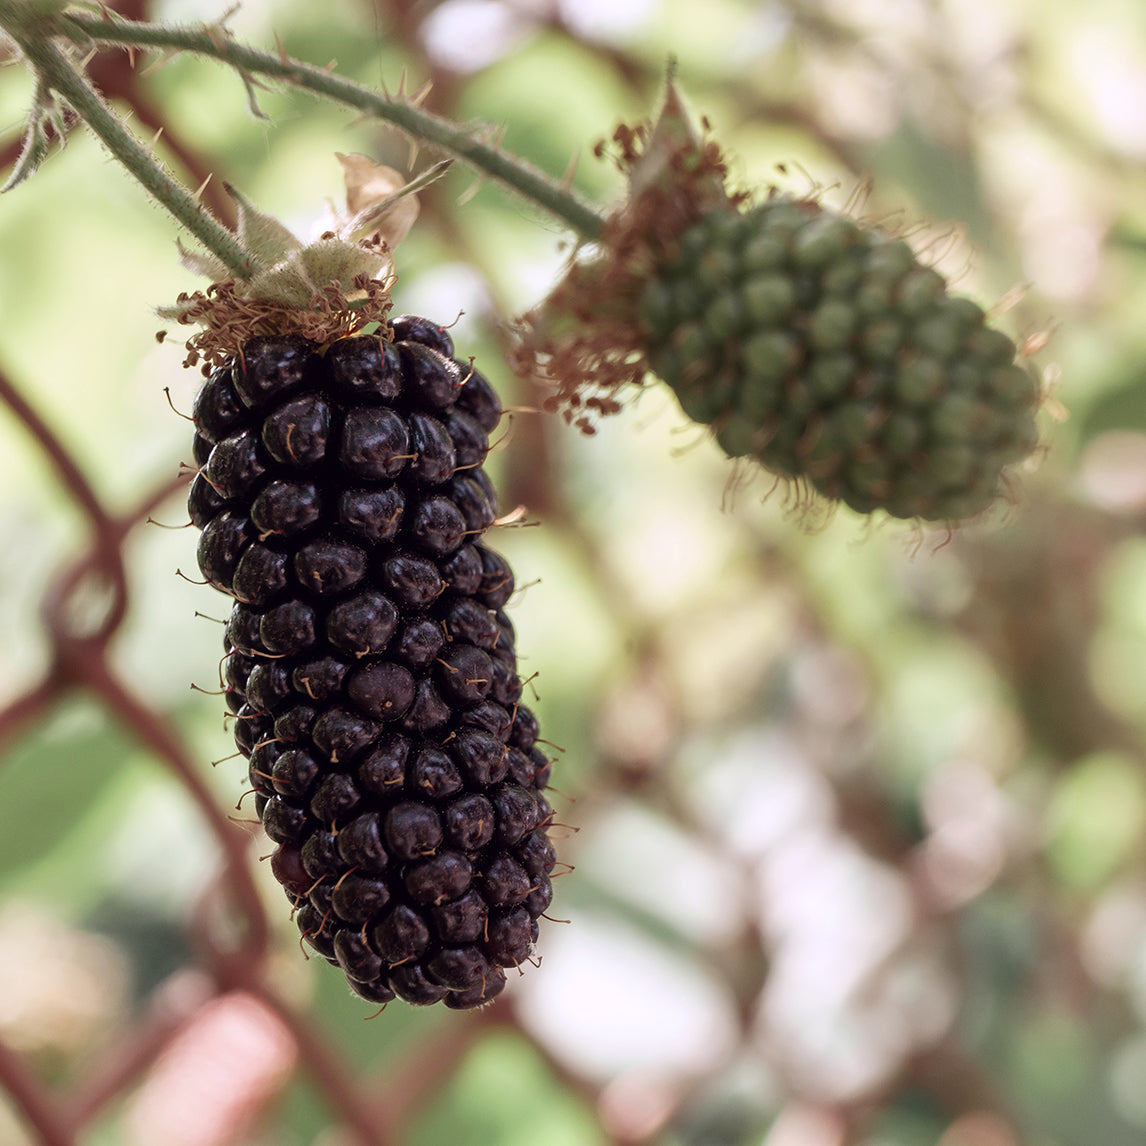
[639,199,1041,520]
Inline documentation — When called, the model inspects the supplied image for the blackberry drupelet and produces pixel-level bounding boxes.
[190,317,555,1009]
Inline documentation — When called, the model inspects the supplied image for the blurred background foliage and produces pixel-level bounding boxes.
[2,0,1146,1144]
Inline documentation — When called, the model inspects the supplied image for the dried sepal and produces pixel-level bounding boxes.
[228,183,302,269]
[625,76,725,209]
[336,153,453,248]
[241,262,317,310]
[340,154,407,215]
[174,239,231,283]
[297,239,391,298]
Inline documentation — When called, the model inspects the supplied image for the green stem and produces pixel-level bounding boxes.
[59,11,607,241]
[0,14,257,279]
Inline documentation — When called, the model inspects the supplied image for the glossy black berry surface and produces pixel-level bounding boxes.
[190,319,555,1009]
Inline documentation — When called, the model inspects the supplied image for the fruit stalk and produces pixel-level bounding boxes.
[55,10,606,241]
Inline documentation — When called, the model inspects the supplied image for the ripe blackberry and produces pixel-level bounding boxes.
[190,317,556,1009]
[638,199,1041,520]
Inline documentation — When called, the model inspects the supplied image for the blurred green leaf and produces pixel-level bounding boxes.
[307,954,452,1072]
[0,700,136,887]
[410,1031,605,1146]
[866,116,996,248]
[863,1093,947,1146]
[267,1070,329,1146]
[1045,751,1146,889]
[1074,358,1146,442]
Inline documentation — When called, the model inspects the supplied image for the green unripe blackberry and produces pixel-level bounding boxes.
[639,199,1040,520]
[190,319,556,1009]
